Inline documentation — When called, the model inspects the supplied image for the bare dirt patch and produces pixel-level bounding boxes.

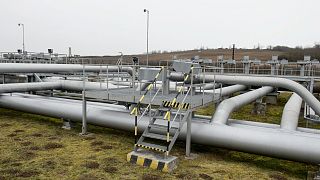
[11,162,22,167]
[43,142,63,150]
[20,151,36,160]
[83,161,100,169]
[13,129,25,133]
[101,145,112,150]
[42,160,56,169]
[47,136,60,140]
[77,174,98,180]
[7,133,17,137]
[269,173,288,180]
[0,168,21,176]
[0,168,38,178]
[17,170,39,178]
[29,146,41,151]
[104,157,120,164]
[199,173,213,180]
[83,136,96,140]
[20,141,32,146]
[104,166,118,173]
[175,172,198,179]
[13,138,22,141]
[30,133,43,137]
[90,141,104,146]
[142,174,162,180]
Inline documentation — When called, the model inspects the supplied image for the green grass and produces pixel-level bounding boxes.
[0,93,319,179]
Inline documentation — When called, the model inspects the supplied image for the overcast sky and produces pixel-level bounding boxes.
[0,0,319,56]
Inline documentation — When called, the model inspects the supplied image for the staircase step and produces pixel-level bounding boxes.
[149,124,178,130]
[143,132,172,141]
[158,107,186,113]
[153,116,164,120]
[136,142,167,152]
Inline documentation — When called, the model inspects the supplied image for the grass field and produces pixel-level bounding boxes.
[0,93,318,179]
[87,49,283,65]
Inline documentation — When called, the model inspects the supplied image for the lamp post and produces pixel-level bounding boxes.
[143,9,149,66]
[18,23,25,55]
[119,51,123,66]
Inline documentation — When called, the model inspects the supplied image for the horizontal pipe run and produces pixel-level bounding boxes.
[280,93,303,131]
[195,115,320,135]
[0,63,133,76]
[1,94,320,164]
[212,86,274,124]
[192,74,320,116]
[214,84,246,97]
[169,73,320,116]
[0,80,125,94]
[0,82,61,93]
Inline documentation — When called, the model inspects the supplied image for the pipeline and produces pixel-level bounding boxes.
[0,82,61,93]
[170,73,320,116]
[198,75,320,115]
[280,93,303,131]
[0,80,124,93]
[212,86,274,124]
[0,63,133,76]
[1,93,320,164]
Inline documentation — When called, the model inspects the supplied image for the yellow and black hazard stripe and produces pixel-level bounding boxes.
[162,100,190,110]
[130,67,164,115]
[135,144,166,152]
[130,67,164,143]
[180,103,190,109]
[127,153,171,172]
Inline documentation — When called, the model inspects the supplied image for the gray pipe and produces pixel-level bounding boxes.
[191,74,320,116]
[215,84,246,97]
[0,80,124,94]
[0,82,61,93]
[280,93,303,131]
[0,63,133,76]
[1,94,320,164]
[169,73,320,116]
[212,86,274,124]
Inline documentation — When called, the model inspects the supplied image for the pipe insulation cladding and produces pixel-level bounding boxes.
[212,86,274,124]
[0,80,125,93]
[1,94,320,164]
[0,63,133,75]
[191,74,320,116]
[169,73,320,116]
[280,93,303,131]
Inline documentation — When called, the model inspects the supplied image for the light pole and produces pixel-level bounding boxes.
[118,52,123,66]
[143,9,149,66]
[18,23,25,55]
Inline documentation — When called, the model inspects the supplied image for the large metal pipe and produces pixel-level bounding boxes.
[1,94,320,164]
[0,82,61,93]
[0,80,124,94]
[212,86,274,124]
[0,63,133,76]
[169,73,320,116]
[197,115,320,134]
[280,93,303,131]
[191,74,320,116]
[214,84,246,97]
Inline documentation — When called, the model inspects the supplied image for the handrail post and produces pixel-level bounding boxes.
[166,111,170,157]
[186,111,191,157]
[191,67,194,96]
[81,64,88,135]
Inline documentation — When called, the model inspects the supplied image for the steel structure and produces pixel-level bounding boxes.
[0,57,320,173]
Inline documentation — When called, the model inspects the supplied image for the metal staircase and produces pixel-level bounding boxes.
[133,67,194,156]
